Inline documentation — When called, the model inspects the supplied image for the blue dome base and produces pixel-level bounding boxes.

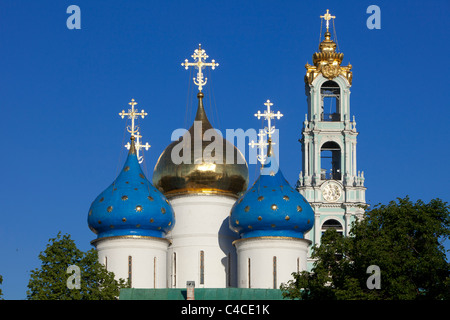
[239,230,305,239]
[96,229,165,240]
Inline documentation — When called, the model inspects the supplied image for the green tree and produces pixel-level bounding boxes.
[0,275,3,299]
[281,197,450,300]
[27,232,128,300]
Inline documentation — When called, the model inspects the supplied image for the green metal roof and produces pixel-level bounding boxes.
[120,288,285,300]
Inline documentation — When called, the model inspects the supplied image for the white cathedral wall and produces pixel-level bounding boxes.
[93,237,170,289]
[167,195,238,288]
[234,237,311,289]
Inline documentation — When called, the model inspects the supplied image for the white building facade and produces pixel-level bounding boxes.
[166,195,239,288]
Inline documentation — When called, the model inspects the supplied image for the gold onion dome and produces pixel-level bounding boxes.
[152,92,249,198]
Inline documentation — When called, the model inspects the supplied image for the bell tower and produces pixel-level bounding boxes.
[296,10,366,269]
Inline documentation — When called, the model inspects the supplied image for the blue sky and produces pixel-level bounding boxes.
[0,0,448,299]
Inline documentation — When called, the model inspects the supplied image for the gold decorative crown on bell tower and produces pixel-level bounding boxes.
[305,9,352,85]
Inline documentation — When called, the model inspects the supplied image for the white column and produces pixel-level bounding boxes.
[93,236,170,288]
[314,211,321,247]
[344,212,352,236]
[304,137,309,177]
[234,237,311,289]
[342,135,351,186]
[313,136,320,184]
[353,141,357,177]
[167,195,238,288]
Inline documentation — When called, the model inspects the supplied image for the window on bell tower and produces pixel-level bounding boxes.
[320,141,341,180]
[320,80,340,121]
[321,219,343,236]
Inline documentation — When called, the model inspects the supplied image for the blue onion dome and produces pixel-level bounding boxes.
[229,141,314,239]
[88,137,175,239]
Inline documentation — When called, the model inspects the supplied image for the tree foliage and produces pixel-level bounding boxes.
[27,232,128,300]
[281,197,450,300]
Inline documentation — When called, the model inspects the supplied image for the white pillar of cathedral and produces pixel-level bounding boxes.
[166,195,238,288]
[297,10,367,271]
[234,238,310,289]
[93,237,170,289]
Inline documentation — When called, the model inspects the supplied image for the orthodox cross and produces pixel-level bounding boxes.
[119,99,150,163]
[249,130,269,165]
[320,9,335,31]
[119,99,147,136]
[182,44,219,92]
[125,131,151,164]
[254,100,283,139]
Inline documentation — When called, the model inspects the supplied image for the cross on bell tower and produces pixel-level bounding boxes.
[320,9,335,31]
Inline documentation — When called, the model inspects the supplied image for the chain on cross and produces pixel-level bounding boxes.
[181,44,219,92]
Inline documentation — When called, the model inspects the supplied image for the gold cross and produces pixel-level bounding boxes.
[320,9,335,31]
[119,99,147,136]
[124,131,151,164]
[182,44,219,92]
[254,100,283,139]
[249,130,269,165]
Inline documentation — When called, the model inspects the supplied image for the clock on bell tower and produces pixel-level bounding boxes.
[296,10,367,270]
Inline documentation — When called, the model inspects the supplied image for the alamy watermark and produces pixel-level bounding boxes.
[66,5,81,30]
[366,265,381,289]
[66,265,81,289]
[170,122,280,174]
[66,6,380,31]
[366,5,381,30]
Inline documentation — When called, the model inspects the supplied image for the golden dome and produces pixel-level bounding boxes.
[152,92,249,199]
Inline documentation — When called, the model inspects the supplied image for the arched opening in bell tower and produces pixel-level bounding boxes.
[320,141,341,180]
[321,219,343,236]
[320,80,340,121]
